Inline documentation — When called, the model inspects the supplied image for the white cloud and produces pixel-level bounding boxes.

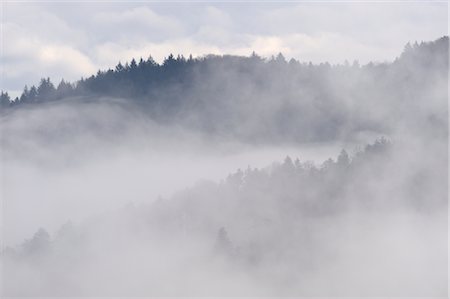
[261,32,398,64]
[90,31,399,69]
[2,22,96,82]
[38,45,97,76]
[93,6,184,42]
[203,6,233,28]
[1,2,447,93]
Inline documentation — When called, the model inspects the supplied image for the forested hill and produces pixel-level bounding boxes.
[2,136,447,296]
[1,36,448,143]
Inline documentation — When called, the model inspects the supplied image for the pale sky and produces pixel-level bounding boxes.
[1,1,448,97]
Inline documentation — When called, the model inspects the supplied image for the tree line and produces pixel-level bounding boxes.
[1,37,447,109]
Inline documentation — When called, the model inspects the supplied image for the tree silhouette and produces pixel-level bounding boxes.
[22,228,51,257]
[36,78,56,102]
[0,91,11,108]
[337,150,350,167]
[56,79,74,97]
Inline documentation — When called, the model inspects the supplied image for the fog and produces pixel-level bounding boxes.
[1,98,354,246]
[0,37,448,297]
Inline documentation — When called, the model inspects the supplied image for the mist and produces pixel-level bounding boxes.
[0,35,448,297]
[1,97,352,246]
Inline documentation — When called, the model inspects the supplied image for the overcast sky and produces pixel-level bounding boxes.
[1,1,447,98]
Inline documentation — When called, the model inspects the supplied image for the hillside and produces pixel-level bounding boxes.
[1,37,448,143]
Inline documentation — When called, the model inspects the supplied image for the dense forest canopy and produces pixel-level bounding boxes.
[1,36,448,143]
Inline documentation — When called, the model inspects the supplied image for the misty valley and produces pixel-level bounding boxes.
[0,37,448,297]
